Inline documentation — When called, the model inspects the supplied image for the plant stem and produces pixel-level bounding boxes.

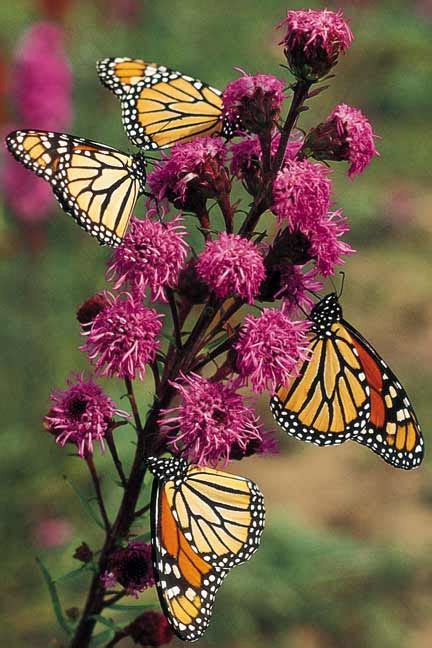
[272,79,312,172]
[85,455,111,533]
[218,193,234,233]
[166,288,182,349]
[106,431,127,488]
[124,377,143,434]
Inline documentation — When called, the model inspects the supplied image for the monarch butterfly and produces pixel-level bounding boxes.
[5,129,146,246]
[147,456,265,641]
[97,57,234,150]
[270,293,424,470]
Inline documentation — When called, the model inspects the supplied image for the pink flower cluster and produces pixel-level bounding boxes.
[102,541,155,596]
[279,9,353,79]
[148,136,228,208]
[272,159,354,276]
[234,309,311,393]
[222,73,285,132]
[2,22,72,223]
[161,373,268,466]
[196,232,266,303]
[44,374,127,457]
[328,103,379,177]
[80,292,163,381]
[107,216,189,302]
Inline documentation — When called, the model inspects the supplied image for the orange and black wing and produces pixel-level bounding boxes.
[345,322,424,469]
[5,130,146,246]
[271,319,371,446]
[97,57,233,149]
[149,457,265,641]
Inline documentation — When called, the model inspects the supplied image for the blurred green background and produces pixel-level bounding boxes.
[1,0,431,646]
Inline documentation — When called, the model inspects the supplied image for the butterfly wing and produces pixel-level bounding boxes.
[97,57,228,149]
[5,130,146,246]
[150,459,265,641]
[271,321,371,446]
[345,321,424,469]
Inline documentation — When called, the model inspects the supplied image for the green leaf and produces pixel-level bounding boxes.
[90,615,123,631]
[36,557,72,636]
[131,530,151,542]
[89,629,115,646]
[54,565,91,584]
[63,475,104,529]
[110,603,156,612]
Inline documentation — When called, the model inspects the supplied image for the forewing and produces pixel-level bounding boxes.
[152,479,227,641]
[271,322,371,446]
[346,322,424,469]
[53,144,144,246]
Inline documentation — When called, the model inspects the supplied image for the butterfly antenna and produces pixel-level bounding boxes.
[338,271,346,299]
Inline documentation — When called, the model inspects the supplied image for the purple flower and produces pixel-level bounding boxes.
[106,216,189,301]
[272,159,332,229]
[102,541,155,597]
[76,293,109,329]
[234,308,311,393]
[308,209,355,276]
[277,266,323,314]
[125,611,173,647]
[81,293,163,381]
[230,130,302,195]
[1,150,54,222]
[196,232,265,303]
[147,136,228,211]
[160,373,266,466]
[44,374,127,457]
[229,429,279,461]
[278,9,353,80]
[14,22,72,130]
[222,73,285,133]
[325,104,379,177]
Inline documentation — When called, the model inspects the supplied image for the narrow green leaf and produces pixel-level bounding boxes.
[63,476,104,529]
[90,615,123,631]
[131,531,151,542]
[110,603,156,612]
[54,565,90,584]
[89,629,115,646]
[36,557,72,636]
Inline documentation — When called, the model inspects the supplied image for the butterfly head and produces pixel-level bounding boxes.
[310,293,342,332]
[147,455,188,483]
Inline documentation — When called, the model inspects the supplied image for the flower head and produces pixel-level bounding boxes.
[76,293,109,328]
[1,152,54,222]
[44,374,126,456]
[102,542,155,597]
[230,131,302,195]
[277,266,323,314]
[125,611,173,647]
[222,73,285,133]
[196,233,265,303]
[160,373,266,466]
[278,9,353,81]
[33,517,73,548]
[272,159,332,228]
[14,22,72,129]
[81,293,163,380]
[307,209,355,276]
[304,103,379,178]
[147,136,228,211]
[229,429,279,461]
[234,309,311,393]
[107,216,189,301]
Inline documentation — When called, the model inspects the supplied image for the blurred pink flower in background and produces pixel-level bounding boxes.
[1,21,72,226]
[34,516,73,548]
[108,0,140,24]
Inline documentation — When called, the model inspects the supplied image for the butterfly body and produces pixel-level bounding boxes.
[6,130,146,246]
[271,293,424,469]
[148,456,265,641]
[97,58,235,149]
